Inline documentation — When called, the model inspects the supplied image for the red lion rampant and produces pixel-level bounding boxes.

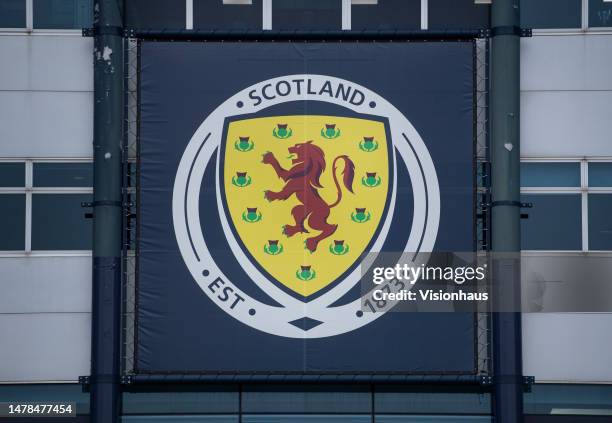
[262,141,355,253]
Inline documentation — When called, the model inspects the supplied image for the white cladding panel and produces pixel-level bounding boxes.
[0,35,93,92]
[0,313,91,382]
[0,257,91,314]
[0,35,92,158]
[521,34,612,92]
[0,91,93,157]
[523,313,612,383]
[521,90,612,157]
[520,34,612,158]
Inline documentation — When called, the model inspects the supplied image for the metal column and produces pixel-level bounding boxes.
[490,0,524,421]
[91,1,123,422]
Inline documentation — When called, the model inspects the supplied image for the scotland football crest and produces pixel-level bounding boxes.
[173,74,440,338]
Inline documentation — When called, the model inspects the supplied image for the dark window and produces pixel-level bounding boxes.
[589,0,612,27]
[272,0,342,30]
[588,162,612,187]
[0,163,25,187]
[33,162,93,187]
[124,0,186,29]
[194,0,262,30]
[241,386,371,413]
[0,194,25,250]
[351,0,420,31]
[521,194,582,250]
[375,389,491,414]
[428,0,490,30]
[521,162,581,187]
[123,390,238,415]
[33,0,92,29]
[242,416,369,423]
[588,194,612,250]
[520,0,582,29]
[524,384,612,415]
[0,0,26,28]
[32,194,92,250]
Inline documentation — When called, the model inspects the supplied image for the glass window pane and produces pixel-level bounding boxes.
[428,0,490,30]
[0,194,25,250]
[124,0,185,29]
[0,163,25,187]
[352,0,420,31]
[0,0,26,28]
[194,0,262,30]
[272,0,342,30]
[520,162,580,187]
[376,417,491,423]
[588,162,612,187]
[243,416,370,423]
[33,162,93,187]
[589,0,612,27]
[33,0,92,29]
[122,390,239,415]
[520,0,582,29]
[525,384,612,415]
[123,418,238,423]
[521,194,582,250]
[375,390,491,414]
[242,386,370,413]
[588,194,612,250]
[32,194,92,250]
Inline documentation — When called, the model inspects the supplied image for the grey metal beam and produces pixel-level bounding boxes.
[91,1,124,422]
[490,0,524,421]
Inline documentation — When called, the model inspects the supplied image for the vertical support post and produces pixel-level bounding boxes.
[490,0,523,422]
[91,1,123,422]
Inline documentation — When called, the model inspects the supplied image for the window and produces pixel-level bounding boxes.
[0,0,26,28]
[589,0,612,27]
[33,0,92,29]
[0,0,91,30]
[194,0,262,30]
[272,0,342,30]
[520,0,582,29]
[521,193,582,250]
[351,0,421,31]
[121,387,492,422]
[428,0,490,30]
[124,0,186,29]
[0,194,26,250]
[524,384,612,416]
[0,160,92,253]
[588,163,612,250]
[0,162,25,187]
[521,160,612,251]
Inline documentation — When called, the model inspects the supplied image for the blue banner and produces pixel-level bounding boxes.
[137,41,476,374]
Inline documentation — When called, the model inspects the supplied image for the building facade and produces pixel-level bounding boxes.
[0,0,611,422]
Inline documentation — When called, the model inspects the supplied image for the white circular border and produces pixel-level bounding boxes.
[173,74,440,338]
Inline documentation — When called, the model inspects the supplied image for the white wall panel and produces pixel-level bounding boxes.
[0,90,93,157]
[521,90,612,157]
[0,257,91,314]
[0,313,90,382]
[0,35,93,92]
[521,34,612,92]
[523,313,612,382]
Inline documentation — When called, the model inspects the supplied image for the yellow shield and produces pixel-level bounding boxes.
[222,115,390,299]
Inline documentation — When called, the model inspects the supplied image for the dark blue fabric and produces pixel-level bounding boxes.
[137,42,476,373]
